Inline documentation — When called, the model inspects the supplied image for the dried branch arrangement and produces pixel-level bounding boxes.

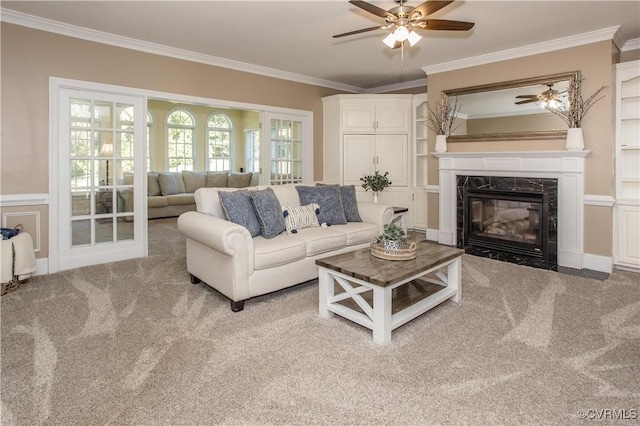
[545,76,607,128]
[427,93,461,136]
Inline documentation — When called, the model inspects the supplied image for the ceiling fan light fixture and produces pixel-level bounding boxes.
[407,30,422,47]
[383,32,397,48]
[393,25,409,42]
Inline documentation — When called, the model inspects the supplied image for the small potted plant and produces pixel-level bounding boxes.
[360,170,392,203]
[378,216,406,251]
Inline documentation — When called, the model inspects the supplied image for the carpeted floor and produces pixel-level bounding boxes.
[1,218,639,425]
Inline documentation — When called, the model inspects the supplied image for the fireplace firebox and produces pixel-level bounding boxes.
[457,176,558,270]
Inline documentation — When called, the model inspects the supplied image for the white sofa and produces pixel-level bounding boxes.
[177,184,393,311]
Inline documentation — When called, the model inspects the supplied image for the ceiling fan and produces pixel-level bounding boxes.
[333,0,475,49]
[515,84,566,108]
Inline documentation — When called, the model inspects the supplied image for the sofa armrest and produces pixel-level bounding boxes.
[357,202,394,234]
[177,211,253,258]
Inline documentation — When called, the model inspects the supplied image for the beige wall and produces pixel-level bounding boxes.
[1,22,346,197]
[426,40,617,256]
[0,23,346,259]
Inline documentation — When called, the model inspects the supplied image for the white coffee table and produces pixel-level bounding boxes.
[316,241,464,344]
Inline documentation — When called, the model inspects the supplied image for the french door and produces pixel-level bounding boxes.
[51,81,146,272]
[263,112,313,185]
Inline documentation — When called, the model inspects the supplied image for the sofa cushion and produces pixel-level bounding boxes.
[330,222,378,246]
[271,184,301,208]
[253,235,306,270]
[158,173,179,195]
[282,203,320,234]
[148,196,168,208]
[195,187,239,219]
[296,185,347,225]
[148,173,161,196]
[228,172,253,188]
[250,188,286,239]
[289,227,347,256]
[182,171,207,193]
[166,193,195,206]
[206,171,229,188]
[317,183,362,222]
[218,190,261,237]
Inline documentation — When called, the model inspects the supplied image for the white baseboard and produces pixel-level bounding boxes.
[35,257,48,276]
[426,228,439,242]
[583,253,613,273]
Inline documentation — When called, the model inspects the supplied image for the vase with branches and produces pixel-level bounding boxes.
[544,76,607,151]
[427,93,461,152]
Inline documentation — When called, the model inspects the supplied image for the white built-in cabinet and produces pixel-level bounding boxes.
[323,93,430,230]
[614,60,640,269]
[342,134,408,187]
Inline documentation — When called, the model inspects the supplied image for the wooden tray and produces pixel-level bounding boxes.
[370,238,417,261]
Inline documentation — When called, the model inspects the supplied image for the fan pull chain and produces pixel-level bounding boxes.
[401,41,404,67]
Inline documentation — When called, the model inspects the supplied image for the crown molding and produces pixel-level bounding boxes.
[0,8,364,94]
[622,38,640,52]
[365,78,427,94]
[423,26,622,76]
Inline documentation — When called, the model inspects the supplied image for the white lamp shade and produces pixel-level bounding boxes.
[383,33,397,48]
[99,142,114,157]
[393,25,409,42]
[407,31,422,47]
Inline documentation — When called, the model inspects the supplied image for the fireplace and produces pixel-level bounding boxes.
[457,176,558,270]
[434,151,590,271]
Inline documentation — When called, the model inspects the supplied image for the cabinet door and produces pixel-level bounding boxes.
[343,135,375,185]
[411,190,429,230]
[376,104,411,133]
[342,105,376,132]
[616,204,640,267]
[376,134,408,187]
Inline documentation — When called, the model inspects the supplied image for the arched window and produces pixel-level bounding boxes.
[207,113,232,171]
[167,109,195,172]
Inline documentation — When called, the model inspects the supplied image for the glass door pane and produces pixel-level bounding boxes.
[270,118,303,185]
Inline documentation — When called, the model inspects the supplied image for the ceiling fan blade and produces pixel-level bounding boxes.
[411,1,454,19]
[349,0,394,19]
[415,19,475,31]
[515,99,539,105]
[333,26,383,38]
[515,95,538,99]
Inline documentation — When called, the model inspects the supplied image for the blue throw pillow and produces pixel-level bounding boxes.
[296,185,347,225]
[218,190,261,237]
[317,183,362,222]
[250,188,286,239]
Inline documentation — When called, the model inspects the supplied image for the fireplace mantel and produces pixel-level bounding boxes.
[434,150,590,270]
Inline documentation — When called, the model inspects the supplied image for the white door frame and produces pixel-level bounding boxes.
[49,78,148,272]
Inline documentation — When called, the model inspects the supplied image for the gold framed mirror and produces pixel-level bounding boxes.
[444,71,580,142]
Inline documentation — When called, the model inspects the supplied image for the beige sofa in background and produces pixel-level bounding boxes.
[147,171,258,219]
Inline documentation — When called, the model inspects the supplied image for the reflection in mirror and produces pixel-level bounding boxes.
[444,71,580,142]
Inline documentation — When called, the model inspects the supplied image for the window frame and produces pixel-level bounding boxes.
[165,108,196,172]
[206,112,234,172]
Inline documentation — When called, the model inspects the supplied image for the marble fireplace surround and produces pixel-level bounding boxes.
[434,151,590,270]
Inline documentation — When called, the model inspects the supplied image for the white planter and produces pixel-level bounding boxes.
[566,127,585,151]
[435,134,448,153]
[372,192,379,203]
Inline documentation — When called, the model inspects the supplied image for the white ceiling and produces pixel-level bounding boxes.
[2,0,639,92]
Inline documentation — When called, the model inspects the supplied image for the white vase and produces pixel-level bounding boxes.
[566,127,585,151]
[372,192,379,203]
[435,134,448,153]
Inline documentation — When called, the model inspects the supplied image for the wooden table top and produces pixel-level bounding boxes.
[316,240,464,287]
